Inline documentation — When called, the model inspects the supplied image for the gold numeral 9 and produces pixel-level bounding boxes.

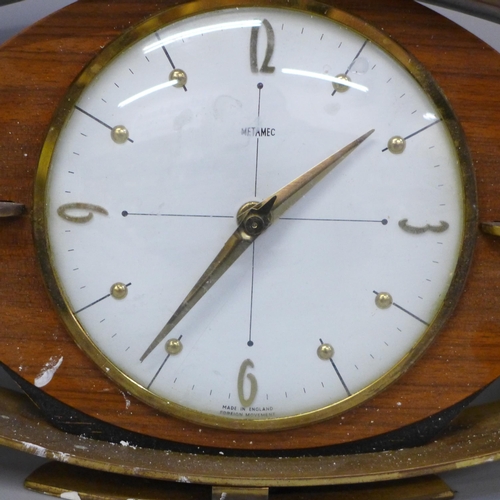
[57,203,108,223]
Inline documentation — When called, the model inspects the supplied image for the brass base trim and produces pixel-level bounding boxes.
[25,463,453,500]
[0,388,497,487]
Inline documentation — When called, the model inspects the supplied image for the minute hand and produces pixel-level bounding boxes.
[140,129,374,362]
[264,128,374,221]
[140,197,275,362]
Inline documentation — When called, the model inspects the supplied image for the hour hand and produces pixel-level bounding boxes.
[265,128,374,220]
[140,129,373,361]
[139,196,276,362]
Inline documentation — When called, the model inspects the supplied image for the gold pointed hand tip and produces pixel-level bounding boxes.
[362,129,375,139]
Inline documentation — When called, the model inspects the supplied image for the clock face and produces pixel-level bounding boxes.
[34,0,475,431]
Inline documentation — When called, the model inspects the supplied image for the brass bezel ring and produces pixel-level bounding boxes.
[33,0,477,432]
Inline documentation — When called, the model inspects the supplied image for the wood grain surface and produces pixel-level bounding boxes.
[0,0,499,451]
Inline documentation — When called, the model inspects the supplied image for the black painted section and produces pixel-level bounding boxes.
[1,362,477,458]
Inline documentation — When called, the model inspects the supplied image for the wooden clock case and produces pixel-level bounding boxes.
[0,0,500,456]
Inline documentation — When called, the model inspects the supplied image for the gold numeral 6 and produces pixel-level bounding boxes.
[238,359,258,407]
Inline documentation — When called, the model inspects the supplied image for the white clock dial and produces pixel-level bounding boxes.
[36,1,475,430]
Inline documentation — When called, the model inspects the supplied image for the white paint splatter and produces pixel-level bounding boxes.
[34,356,64,387]
[177,476,191,483]
[120,390,131,409]
[22,442,47,458]
[53,451,70,462]
[119,440,137,449]
[60,492,81,500]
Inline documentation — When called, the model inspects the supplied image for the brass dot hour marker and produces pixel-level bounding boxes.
[332,74,351,93]
[111,125,129,144]
[170,68,187,88]
[375,292,393,309]
[166,338,183,355]
[110,282,128,300]
[387,136,406,154]
[317,343,334,360]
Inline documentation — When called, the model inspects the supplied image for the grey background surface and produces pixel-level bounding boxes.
[0,1,499,498]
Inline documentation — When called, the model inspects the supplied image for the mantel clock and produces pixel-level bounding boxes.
[0,0,499,498]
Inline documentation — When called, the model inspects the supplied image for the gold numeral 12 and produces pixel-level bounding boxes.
[250,19,275,74]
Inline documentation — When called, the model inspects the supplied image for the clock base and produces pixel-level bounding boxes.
[1,386,500,493]
[2,363,474,457]
[25,463,453,500]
